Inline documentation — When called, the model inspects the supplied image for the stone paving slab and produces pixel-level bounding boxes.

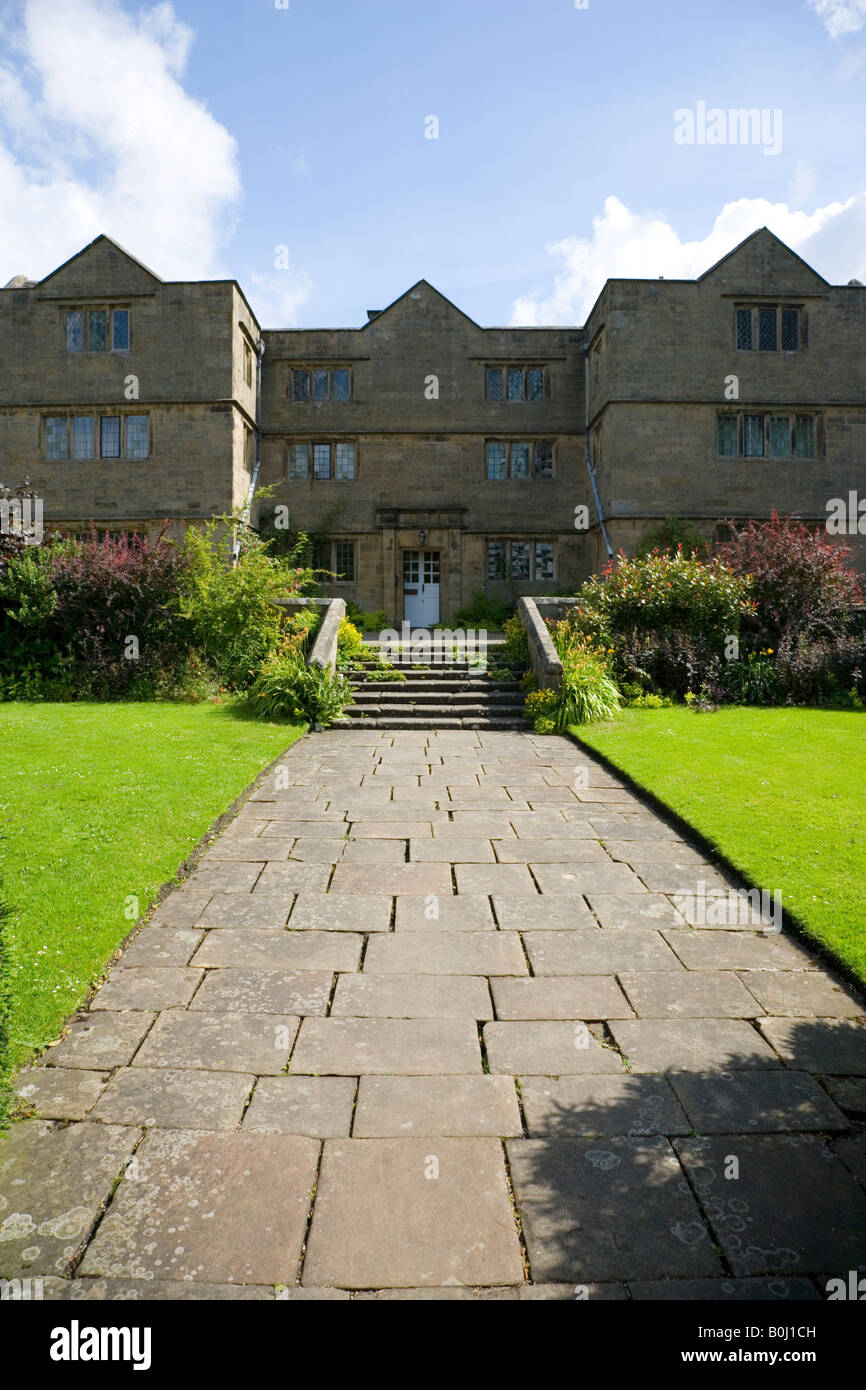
[291,1017,483,1074]
[196,892,294,930]
[242,1076,356,1137]
[14,1067,109,1122]
[530,863,648,895]
[90,966,203,1012]
[518,1075,690,1137]
[490,976,633,1020]
[182,862,263,895]
[331,973,493,1019]
[190,968,332,1015]
[92,1067,254,1130]
[287,892,392,932]
[410,837,496,863]
[395,895,495,930]
[484,1022,623,1075]
[738,970,863,1017]
[588,895,686,929]
[209,838,292,861]
[630,1277,820,1301]
[353,1076,522,1137]
[80,1131,320,1286]
[494,896,597,931]
[191,928,362,972]
[0,1121,142,1279]
[611,1018,782,1073]
[303,1139,524,1288]
[45,1011,155,1070]
[149,893,211,928]
[675,1135,866,1277]
[329,863,454,896]
[351,820,438,838]
[117,929,204,967]
[826,1076,866,1113]
[255,863,333,894]
[834,1134,866,1190]
[523,930,679,974]
[495,839,608,864]
[668,1070,849,1134]
[618,970,762,1019]
[364,931,527,976]
[506,1138,721,1283]
[133,1010,298,1074]
[454,863,538,895]
[662,930,818,971]
[42,1277,279,1300]
[758,1017,866,1074]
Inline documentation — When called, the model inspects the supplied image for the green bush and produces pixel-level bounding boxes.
[567,551,753,645]
[345,603,389,632]
[557,647,623,727]
[246,652,353,726]
[635,517,711,561]
[453,590,513,629]
[721,650,782,705]
[533,716,558,736]
[337,619,368,666]
[503,615,529,666]
[524,689,559,723]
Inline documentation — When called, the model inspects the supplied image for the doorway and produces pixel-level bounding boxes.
[403,550,440,626]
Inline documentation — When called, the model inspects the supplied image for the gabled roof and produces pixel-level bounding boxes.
[38,233,163,289]
[361,278,480,330]
[698,226,829,288]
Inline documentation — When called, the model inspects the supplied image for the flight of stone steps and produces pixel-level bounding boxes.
[341,639,530,730]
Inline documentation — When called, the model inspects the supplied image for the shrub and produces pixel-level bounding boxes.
[718,513,863,648]
[721,650,781,705]
[345,603,389,632]
[503,615,529,666]
[775,632,866,706]
[453,590,513,629]
[555,642,623,728]
[337,619,368,666]
[246,650,354,725]
[568,551,753,644]
[533,716,558,736]
[524,688,559,724]
[610,630,725,701]
[635,517,710,561]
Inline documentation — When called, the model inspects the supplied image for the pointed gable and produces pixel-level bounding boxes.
[361,279,480,332]
[699,228,828,296]
[37,235,162,299]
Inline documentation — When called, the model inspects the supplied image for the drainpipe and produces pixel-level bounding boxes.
[582,344,613,563]
[233,336,266,566]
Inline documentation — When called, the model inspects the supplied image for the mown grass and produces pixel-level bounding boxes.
[0,702,304,1067]
[573,706,866,984]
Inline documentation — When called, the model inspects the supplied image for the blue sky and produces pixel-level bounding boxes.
[1,0,865,326]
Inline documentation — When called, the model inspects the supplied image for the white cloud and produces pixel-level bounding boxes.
[0,0,241,283]
[244,268,314,328]
[806,0,866,38]
[510,193,866,325]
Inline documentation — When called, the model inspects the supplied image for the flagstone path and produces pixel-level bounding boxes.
[2,730,866,1300]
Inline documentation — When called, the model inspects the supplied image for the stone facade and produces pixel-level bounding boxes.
[1,229,863,622]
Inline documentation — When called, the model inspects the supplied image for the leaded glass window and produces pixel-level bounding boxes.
[510,443,531,479]
[112,310,130,351]
[717,415,739,457]
[534,543,555,582]
[527,368,544,401]
[313,370,330,402]
[487,541,507,581]
[743,415,765,458]
[758,307,777,351]
[313,443,331,479]
[335,442,355,479]
[769,416,790,458]
[334,541,356,582]
[100,416,121,458]
[65,310,84,352]
[333,369,351,402]
[487,369,504,401]
[289,443,309,479]
[511,542,531,580]
[533,442,554,478]
[735,308,752,351]
[45,417,68,460]
[126,416,149,459]
[793,415,815,459]
[292,370,310,402]
[487,442,508,479]
[507,368,525,402]
[88,310,107,352]
[72,417,95,460]
[781,308,799,352]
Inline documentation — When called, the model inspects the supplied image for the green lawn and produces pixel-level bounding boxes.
[573,706,866,984]
[0,702,305,1068]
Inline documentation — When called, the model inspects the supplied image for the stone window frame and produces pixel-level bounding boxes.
[485,439,556,481]
[715,411,820,460]
[733,303,805,353]
[63,305,132,354]
[285,439,358,481]
[243,339,254,388]
[42,412,150,462]
[332,539,357,583]
[290,366,352,403]
[486,538,557,582]
[486,365,547,403]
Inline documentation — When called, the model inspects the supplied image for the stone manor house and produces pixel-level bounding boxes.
[1,228,863,624]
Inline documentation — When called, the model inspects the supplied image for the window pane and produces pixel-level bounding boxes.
[88,310,107,352]
[743,415,765,457]
[126,415,149,459]
[735,308,753,350]
[510,443,531,479]
[100,416,121,458]
[313,444,331,479]
[312,538,331,572]
[527,369,544,401]
[334,541,356,582]
[487,442,507,479]
[289,443,309,479]
[333,369,350,402]
[112,310,130,351]
[793,416,815,459]
[313,370,330,402]
[511,541,531,580]
[292,370,309,402]
[534,543,555,582]
[335,442,355,479]
[403,551,420,583]
[72,417,95,460]
[781,308,799,352]
[66,310,83,352]
[533,442,554,478]
[45,417,68,460]
[487,368,504,402]
[758,307,777,351]
[769,416,790,458]
[507,368,525,401]
[487,541,507,581]
[717,415,739,457]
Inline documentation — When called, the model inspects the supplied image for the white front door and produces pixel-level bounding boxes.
[403,550,440,627]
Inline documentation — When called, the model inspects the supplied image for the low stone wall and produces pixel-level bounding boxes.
[307,597,346,676]
[517,596,578,693]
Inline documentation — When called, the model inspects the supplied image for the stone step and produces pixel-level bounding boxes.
[340,715,529,730]
[348,690,523,706]
[344,704,527,721]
